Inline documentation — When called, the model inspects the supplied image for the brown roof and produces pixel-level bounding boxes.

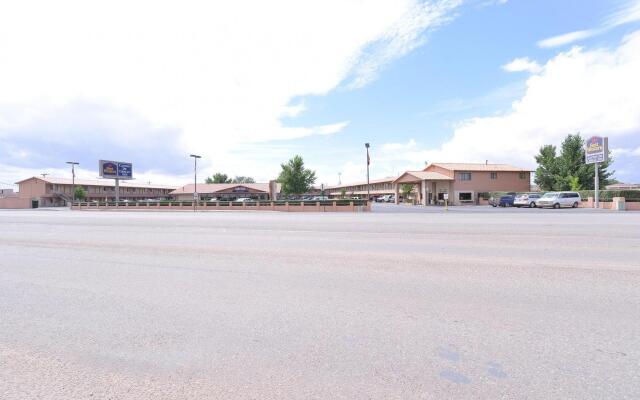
[393,171,453,184]
[170,183,275,195]
[325,176,397,190]
[427,163,530,172]
[15,176,177,189]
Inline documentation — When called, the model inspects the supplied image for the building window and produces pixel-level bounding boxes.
[519,172,526,179]
[458,192,472,201]
[459,172,472,181]
[490,172,497,180]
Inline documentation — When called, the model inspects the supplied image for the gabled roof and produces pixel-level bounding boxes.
[170,183,275,195]
[426,163,530,172]
[393,171,453,184]
[15,176,177,189]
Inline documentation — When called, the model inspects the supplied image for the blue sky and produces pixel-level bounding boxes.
[1,0,639,189]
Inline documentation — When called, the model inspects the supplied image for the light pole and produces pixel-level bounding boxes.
[190,154,201,212]
[66,161,79,206]
[365,143,370,202]
[338,172,342,185]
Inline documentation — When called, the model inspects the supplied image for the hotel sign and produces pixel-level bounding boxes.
[99,160,133,180]
[585,136,608,164]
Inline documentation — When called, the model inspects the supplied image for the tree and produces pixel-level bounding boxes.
[277,155,316,196]
[74,186,87,201]
[232,176,255,184]
[206,173,231,184]
[534,145,560,191]
[400,184,414,200]
[534,133,614,191]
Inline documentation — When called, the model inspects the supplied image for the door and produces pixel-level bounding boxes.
[31,200,39,208]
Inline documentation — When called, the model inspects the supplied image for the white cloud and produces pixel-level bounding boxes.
[0,0,461,182]
[376,31,640,172]
[537,0,640,48]
[612,147,640,157]
[501,57,542,73]
[347,0,462,88]
[538,30,601,49]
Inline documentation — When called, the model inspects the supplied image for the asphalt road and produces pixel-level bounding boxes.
[1,207,639,399]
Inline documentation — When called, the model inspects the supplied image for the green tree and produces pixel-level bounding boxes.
[534,145,560,191]
[74,186,87,201]
[400,184,414,200]
[534,133,614,191]
[206,173,231,184]
[232,176,255,183]
[277,155,316,196]
[568,176,582,191]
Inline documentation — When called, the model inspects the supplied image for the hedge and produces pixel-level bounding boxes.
[577,190,640,202]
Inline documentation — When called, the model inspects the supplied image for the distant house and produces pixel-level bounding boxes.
[170,181,280,201]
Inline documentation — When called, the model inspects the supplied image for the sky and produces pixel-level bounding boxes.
[1,0,639,190]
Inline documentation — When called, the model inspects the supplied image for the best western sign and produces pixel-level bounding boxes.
[585,136,608,164]
[99,160,133,179]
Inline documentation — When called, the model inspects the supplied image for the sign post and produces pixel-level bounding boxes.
[584,136,608,209]
[99,160,133,204]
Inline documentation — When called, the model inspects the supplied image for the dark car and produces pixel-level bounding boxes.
[491,194,515,207]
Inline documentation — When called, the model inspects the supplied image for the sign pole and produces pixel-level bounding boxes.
[115,178,120,204]
[594,162,599,209]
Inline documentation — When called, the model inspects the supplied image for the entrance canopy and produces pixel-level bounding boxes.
[392,171,453,205]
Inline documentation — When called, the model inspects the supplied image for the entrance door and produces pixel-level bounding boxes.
[31,200,39,208]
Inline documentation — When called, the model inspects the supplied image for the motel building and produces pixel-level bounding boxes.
[170,181,281,201]
[327,163,531,206]
[0,176,177,208]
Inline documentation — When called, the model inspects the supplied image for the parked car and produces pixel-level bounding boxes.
[514,193,541,208]
[376,194,393,203]
[235,197,253,202]
[310,196,329,201]
[490,194,515,207]
[536,192,581,209]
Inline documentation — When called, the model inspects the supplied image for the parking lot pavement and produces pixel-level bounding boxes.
[1,209,639,399]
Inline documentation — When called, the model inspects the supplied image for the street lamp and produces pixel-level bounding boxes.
[190,154,201,212]
[66,161,79,206]
[365,143,370,202]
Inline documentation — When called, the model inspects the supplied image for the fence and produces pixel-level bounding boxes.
[71,200,370,212]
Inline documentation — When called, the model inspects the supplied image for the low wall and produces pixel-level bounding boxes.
[0,197,32,209]
[581,197,640,211]
[72,200,370,212]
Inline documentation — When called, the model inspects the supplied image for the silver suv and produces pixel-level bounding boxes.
[536,192,581,209]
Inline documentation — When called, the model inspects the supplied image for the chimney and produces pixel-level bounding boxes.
[485,160,488,165]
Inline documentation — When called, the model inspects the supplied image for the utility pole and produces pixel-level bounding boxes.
[66,161,79,206]
[338,172,342,185]
[190,154,201,212]
[365,143,370,202]
[594,162,600,208]
[41,173,49,179]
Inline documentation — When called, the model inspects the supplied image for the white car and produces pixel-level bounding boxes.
[536,192,581,209]
[514,193,541,208]
[235,197,253,202]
